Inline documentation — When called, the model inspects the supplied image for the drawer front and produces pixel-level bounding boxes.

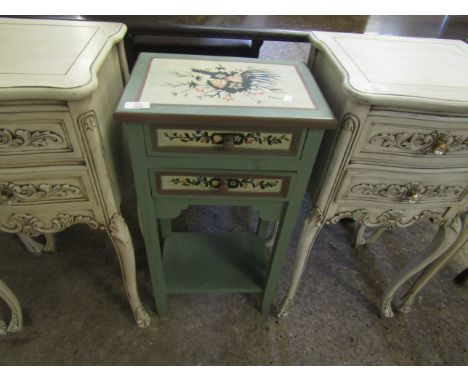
[328,206,449,229]
[336,166,468,207]
[148,126,301,156]
[0,166,96,206]
[154,171,290,198]
[0,112,83,164]
[352,111,468,168]
[0,209,102,237]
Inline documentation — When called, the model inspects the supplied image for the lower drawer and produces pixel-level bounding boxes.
[336,165,468,207]
[0,208,102,237]
[153,170,292,198]
[0,166,96,206]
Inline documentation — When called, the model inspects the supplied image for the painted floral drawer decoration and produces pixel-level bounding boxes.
[158,174,286,195]
[155,128,294,151]
[140,58,316,109]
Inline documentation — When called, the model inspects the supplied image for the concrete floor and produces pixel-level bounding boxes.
[1,16,468,365]
[1,191,467,365]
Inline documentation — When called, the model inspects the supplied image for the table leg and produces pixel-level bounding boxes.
[17,233,44,254]
[380,216,462,317]
[354,224,367,247]
[277,208,324,318]
[0,277,23,333]
[108,213,151,327]
[265,220,279,251]
[399,218,468,313]
[17,233,56,254]
[43,234,56,252]
[353,224,385,247]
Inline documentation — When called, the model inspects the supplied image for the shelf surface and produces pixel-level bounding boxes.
[162,232,267,294]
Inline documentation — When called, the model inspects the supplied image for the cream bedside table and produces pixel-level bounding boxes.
[278,32,468,318]
[0,17,150,329]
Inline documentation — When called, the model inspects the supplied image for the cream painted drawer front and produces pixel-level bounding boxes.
[0,208,102,237]
[352,110,468,168]
[154,171,291,198]
[336,166,468,207]
[0,166,96,206]
[328,206,449,229]
[149,126,302,156]
[0,111,83,164]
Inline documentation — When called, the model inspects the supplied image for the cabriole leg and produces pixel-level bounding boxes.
[0,277,23,333]
[381,216,462,317]
[354,224,367,247]
[17,233,44,254]
[43,234,56,252]
[265,220,279,252]
[277,208,324,318]
[108,213,151,328]
[400,219,468,313]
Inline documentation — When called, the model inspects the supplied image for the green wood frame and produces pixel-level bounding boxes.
[118,52,335,317]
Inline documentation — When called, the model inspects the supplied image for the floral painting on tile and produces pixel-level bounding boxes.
[139,58,316,109]
[164,64,285,103]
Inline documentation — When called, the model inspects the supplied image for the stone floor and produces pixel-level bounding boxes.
[1,15,468,365]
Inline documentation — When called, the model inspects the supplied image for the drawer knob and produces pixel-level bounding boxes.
[432,139,447,156]
[222,134,235,150]
[405,189,420,204]
[218,178,229,193]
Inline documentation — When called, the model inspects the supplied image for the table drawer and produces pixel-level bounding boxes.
[0,112,83,165]
[0,208,102,237]
[0,166,96,206]
[154,171,291,198]
[352,110,468,168]
[148,125,302,156]
[336,165,468,207]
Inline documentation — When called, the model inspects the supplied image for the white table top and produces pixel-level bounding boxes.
[0,17,126,101]
[310,31,468,112]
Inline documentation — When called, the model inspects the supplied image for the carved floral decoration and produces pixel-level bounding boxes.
[0,182,82,204]
[369,130,468,154]
[0,128,63,148]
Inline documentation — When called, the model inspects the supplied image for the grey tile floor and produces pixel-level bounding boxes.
[0,40,467,366]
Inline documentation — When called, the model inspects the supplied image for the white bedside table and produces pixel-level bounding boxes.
[0,17,150,330]
[278,32,468,318]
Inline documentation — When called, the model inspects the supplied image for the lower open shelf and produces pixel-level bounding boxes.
[162,232,268,294]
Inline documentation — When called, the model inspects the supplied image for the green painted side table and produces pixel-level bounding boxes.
[115,53,335,316]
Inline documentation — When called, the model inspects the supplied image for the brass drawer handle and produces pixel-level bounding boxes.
[222,134,235,150]
[405,189,420,204]
[218,178,229,193]
[432,138,447,156]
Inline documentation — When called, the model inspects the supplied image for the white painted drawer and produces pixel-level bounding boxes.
[0,166,96,207]
[328,205,449,229]
[336,165,468,208]
[352,110,468,168]
[0,208,102,237]
[0,111,83,165]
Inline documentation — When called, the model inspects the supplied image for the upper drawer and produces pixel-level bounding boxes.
[146,125,303,157]
[352,111,468,168]
[0,112,83,165]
